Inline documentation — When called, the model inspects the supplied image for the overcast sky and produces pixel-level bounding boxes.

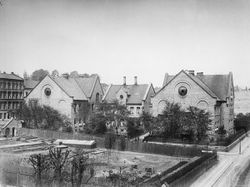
[0,0,249,87]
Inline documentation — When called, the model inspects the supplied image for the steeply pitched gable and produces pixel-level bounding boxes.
[53,77,87,100]
[74,76,98,98]
[161,70,232,101]
[103,84,152,104]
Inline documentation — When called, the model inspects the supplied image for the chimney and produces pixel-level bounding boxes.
[62,73,69,79]
[196,72,204,77]
[188,70,195,76]
[134,76,138,85]
[123,76,126,85]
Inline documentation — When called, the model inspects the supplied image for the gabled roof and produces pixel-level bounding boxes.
[161,70,233,101]
[103,85,123,103]
[24,79,39,89]
[0,72,23,81]
[74,76,98,98]
[53,77,88,100]
[103,84,152,104]
[162,73,174,87]
[198,74,231,100]
[28,74,100,101]
[0,118,19,129]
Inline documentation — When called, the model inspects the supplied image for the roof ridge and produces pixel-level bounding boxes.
[143,84,152,101]
[196,74,230,100]
[88,76,98,98]
[3,117,14,129]
[102,84,112,101]
[73,77,88,98]
[185,72,219,99]
[50,75,73,98]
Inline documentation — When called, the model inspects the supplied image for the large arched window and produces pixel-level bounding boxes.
[96,92,100,103]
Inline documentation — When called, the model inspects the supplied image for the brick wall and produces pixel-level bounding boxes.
[152,71,217,128]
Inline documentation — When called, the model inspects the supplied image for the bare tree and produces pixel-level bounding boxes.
[49,148,71,185]
[29,154,50,187]
[70,149,95,187]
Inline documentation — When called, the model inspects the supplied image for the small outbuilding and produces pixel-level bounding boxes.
[0,118,22,137]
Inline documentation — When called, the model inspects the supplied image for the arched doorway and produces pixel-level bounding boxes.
[5,128,10,137]
[12,127,16,137]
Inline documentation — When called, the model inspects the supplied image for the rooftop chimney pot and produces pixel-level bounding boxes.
[197,72,204,77]
[123,76,126,85]
[134,76,138,85]
[188,70,195,76]
[62,73,69,79]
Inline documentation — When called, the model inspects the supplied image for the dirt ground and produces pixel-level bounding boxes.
[91,149,190,177]
[0,137,191,185]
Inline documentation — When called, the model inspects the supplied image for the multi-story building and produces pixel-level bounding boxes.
[152,70,234,133]
[24,79,39,98]
[103,76,155,117]
[0,72,24,120]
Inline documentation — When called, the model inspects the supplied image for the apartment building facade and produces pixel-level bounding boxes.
[0,72,24,120]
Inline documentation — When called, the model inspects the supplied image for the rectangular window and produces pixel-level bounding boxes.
[130,107,134,114]
[136,107,140,114]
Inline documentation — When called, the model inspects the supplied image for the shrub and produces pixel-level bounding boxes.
[104,133,116,149]
[63,126,73,133]
[127,119,144,138]
[234,113,250,132]
[119,136,126,151]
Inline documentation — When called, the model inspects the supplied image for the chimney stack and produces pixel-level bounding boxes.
[134,76,138,85]
[123,76,126,85]
[62,73,69,79]
[196,72,204,77]
[188,70,195,76]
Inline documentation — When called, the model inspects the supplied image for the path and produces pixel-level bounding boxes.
[191,134,250,187]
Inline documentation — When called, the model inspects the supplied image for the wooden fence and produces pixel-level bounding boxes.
[18,128,202,157]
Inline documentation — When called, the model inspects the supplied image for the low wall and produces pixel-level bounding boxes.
[223,132,247,152]
[167,153,217,187]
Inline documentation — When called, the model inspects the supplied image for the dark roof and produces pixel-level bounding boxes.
[198,74,231,100]
[103,84,151,104]
[74,76,97,98]
[0,72,23,81]
[162,70,232,101]
[104,85,122,103]
[51,75,99,100]
[53,77,88,100]
[24,79,39,89]
[127,84,149,104]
